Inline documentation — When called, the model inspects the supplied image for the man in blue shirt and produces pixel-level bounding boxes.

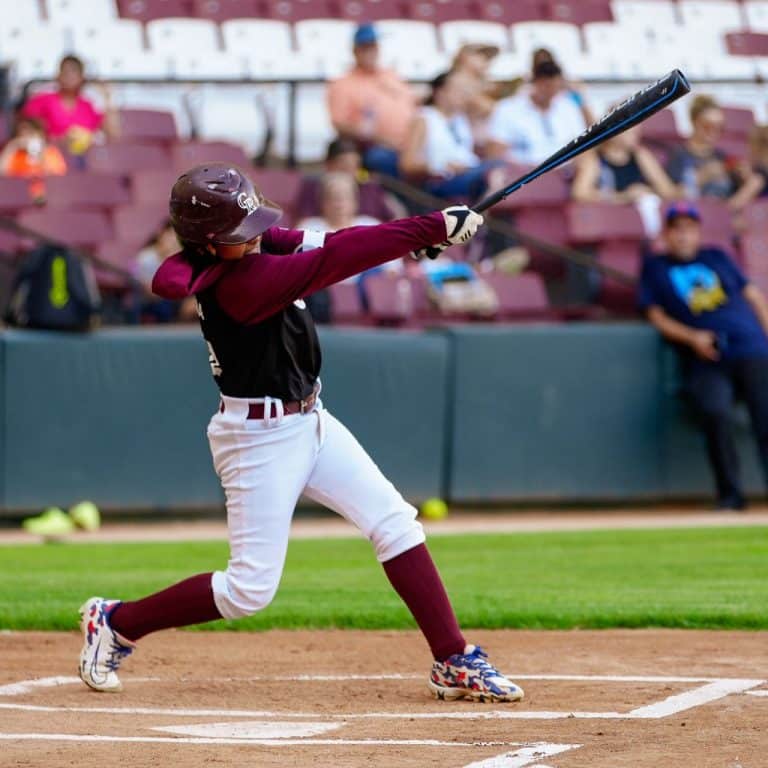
[639,202,768,509]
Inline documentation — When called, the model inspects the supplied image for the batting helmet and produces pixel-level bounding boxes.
[169,163,282,246]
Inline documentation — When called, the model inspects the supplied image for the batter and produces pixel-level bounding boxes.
[77,163,523,704]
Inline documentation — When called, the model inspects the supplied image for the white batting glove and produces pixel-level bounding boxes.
[441,205,484,244]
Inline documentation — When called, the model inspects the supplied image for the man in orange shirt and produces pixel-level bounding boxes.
[327,23,417,176]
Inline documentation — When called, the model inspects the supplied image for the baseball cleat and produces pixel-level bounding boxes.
[428,644,524,703]
[78,597,134,692]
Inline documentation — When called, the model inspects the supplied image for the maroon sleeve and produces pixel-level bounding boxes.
[216,212,446,324]
[260,226,305,254]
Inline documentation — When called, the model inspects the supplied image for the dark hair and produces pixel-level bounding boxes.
[59,54,85,73]
[12,114,45,136]
[532,60,562,80]
[425,71,452,106]
[326,137,359,162]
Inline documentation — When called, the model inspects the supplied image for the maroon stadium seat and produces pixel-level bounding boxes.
[93,242,138,291]
[191,0,262,20]
[118,0,194,21]
[0,113,10,145]
[514,206,569,278]
[44,173,132,210]
[365,274,413,325]
[743,199,768,234]
[639,109,680,146]
[131,168,182,204]
[86,143,172,174]
[476,0,546,24]
[567,202,645,243]
[18,209,113,250]
[0,177,34,214]
[119,109,178,144]
[717,136,749,162]
[684,198,736,252]
[493,165,568,209]
[595,241,641,316]
[171,141,252,171]
[738,232,768,278]
[112,204,169,247]
[546,0,612,25]
[482,271,552,320]
[329,281,366,324]
[726,31,768,58]
[336,0,405,20]
[721,106,756,140]
[265,0,337,21]
[252,168,303,218]
[405,0,475,22]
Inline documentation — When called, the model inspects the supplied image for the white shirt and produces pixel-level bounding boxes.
[420,106,479,175]
[487,90,586,165]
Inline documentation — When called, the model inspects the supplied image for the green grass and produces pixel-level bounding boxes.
[1,527,767,631]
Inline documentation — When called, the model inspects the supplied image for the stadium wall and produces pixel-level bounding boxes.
[0,325,763,514]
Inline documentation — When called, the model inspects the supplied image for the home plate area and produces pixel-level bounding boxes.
[0,630,766,767]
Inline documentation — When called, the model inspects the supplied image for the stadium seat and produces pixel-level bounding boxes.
[71,20,145,56]
[329,281,366,324]
[264,0,337,21]
[678,1,745,32]
[221,19,293,57]
[93,241,138,290]
[294,18,356,73]
[483,271,552,320]
[86,143,173,174]
[439,21,510,57]
[493,166,569,209]
[44,173,132,210]
[117,0,193,22]
[721,106,757,138]
[251,168,303,216]
[611,0,678,29]
[46,0,119,23]
[171,141,251,171]
[146,18,220,53]
[594,241,641,315]
[406,0,476,23]
[743,198,768,233]
[336,0,404,21]
[745,0,768,31]
[476,0,547,24]
[567,202,645,244]
[119,109,178,144]
[0,24,69,64]
[0,178,33,214]
[169,51,247,78]
[511,22,583,61]
[514,207,569,278]
[191,0,261,20]
[112,204,169,246]
[87,51,172,78]
[131,168,182,204]
[682,199,736,251]
[726,30,768,56]
[547,0,613,25]
[375,19,446,77]
[18,209,113,250]
[365,274,414,325]
[739,231,768,276]
[8,1,43,22]
[640,108,682,146]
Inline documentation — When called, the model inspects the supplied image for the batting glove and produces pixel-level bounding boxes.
[411,206,485,260]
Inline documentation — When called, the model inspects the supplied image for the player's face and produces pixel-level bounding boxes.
[215,236,261,260]
[664,218,701,260]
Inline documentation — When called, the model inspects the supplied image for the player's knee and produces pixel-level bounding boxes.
[213,568,280,619]
[369,509,425,562]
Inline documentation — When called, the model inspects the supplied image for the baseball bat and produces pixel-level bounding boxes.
[473,69,691,214]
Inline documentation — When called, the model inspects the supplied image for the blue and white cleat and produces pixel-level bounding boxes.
[428,644,524,703]
[78,597,134,692]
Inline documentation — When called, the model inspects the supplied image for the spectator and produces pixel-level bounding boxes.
[572,125,677,236]
[639,202,768,510]
[295,137,402,222]
[400,70,497,200]
[450,43,500,150]
[0,115,66,202]
[21,54,119,155]
[327,23,417,176]
[747,124,768,199]
[666,95,763,210]
[486,59,587,165]
[531,47,595,126]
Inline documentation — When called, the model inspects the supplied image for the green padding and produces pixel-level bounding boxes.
[318,328,449,501]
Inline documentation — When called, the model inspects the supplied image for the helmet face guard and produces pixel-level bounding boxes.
[170,163,282,247]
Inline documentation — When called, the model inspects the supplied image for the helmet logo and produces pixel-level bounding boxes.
[237,193,260,215]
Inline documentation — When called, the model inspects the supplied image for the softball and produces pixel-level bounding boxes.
[69,500,101,531]
[420,497,448,520]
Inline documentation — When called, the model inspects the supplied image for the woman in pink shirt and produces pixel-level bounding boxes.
[22,55,119,154]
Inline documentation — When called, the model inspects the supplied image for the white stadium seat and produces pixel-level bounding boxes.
[0,23,70,59]
[511,22,582,61]
[7,1,43,23]
[744,1,768,31]
[583,22,644,57]
[294,19,356,77]
[221,19,293,57]
[46,0,118,24]
[375,20,440,59]
[71,20,145,55]
[13,51,66,80]
[678,1,744,31]
[611,0,678,29]
[486,51,529,81]
[146,18,220,54]
[170,53,247,79]
[439,21,510,57]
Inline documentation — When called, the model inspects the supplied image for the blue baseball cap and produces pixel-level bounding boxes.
[354,23,378,47]
[665,202,701,225]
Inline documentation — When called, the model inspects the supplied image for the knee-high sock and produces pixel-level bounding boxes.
[382,543,465,661]
[109,572,221,642]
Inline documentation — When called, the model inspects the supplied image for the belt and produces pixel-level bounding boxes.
[219,386,319,420]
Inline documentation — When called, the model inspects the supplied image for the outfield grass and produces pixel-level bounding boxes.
[1,527,767,631]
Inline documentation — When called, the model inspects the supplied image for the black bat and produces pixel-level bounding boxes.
[473,69,691,214]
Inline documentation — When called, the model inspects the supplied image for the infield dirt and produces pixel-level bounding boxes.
[1,628,766,767]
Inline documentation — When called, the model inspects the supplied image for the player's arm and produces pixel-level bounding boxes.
[261,226,326,254]
[645,305,719,361]
[744,283,768,336]
[217,208,482,324]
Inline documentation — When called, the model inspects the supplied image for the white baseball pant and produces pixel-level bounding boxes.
[207,394,425,619]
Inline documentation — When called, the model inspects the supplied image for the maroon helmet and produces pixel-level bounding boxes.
[169,163,282,246]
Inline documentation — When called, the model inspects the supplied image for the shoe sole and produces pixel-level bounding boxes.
[78,599,123,693]
[427,679,524,703]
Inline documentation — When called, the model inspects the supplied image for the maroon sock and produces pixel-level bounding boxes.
[382,543,465,661]
[109,572,221,642]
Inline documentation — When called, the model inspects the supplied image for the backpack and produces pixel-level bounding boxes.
[5,243,101,331]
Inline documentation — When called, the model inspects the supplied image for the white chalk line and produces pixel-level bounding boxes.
[746,689,768,697]
[463,744,580,768]
[0,676,158,697]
